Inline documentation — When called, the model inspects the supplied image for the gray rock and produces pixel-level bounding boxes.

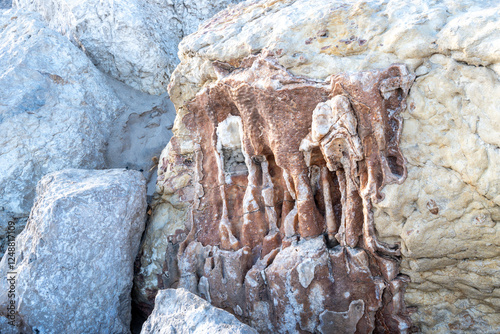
[102,75,176,196]
[0,213,27,264]
[14,0,244,95]
[0,9,123,234]
[0,10,176,258]
[0,169,147,334]
[141,289,258,334]
[0,0,11,9]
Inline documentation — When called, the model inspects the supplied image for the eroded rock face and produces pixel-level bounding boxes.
[141,289,258,334]
[14,0,243,95]
[136,52,414,333]
[0,169,147,333]
[138,1,500,332]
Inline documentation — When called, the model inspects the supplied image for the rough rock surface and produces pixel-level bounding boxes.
[0,169,147,333]
[137,0,500,333]
[141,289,258,334]
[14,0,244,95]
[103,76,177,196]
[137,46,415,333]
[0,9,176,258]
[0,9,122,251]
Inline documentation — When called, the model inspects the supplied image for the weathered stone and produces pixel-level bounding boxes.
[139,0,500,333]
[14,0,244,95]
[102,76,177,196]
[140,288,258,334]
[137,51,414,333]
[0,9,176,258]
[375,54,500,334]
[0,169,147,333]
[0,9,122,253]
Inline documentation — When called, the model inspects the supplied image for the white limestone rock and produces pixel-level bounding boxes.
[0,10,176,258]
[0,169,147,333]
[374,54,500,334]
[14,0,243,95]
[145,0,500,333]
[141,288,258,334]
[0,9,122,241]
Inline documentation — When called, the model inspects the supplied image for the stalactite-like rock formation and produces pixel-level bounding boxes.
[156,53,415,333]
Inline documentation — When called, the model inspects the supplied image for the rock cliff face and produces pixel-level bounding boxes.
[136,0,500,333]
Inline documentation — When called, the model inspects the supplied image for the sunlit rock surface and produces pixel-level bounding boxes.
[0,9,176,259]
[0,169,147,333]
[14,0,244,95]
[141,289,257,334]
[137,0,500,333]
[0,9,122,253]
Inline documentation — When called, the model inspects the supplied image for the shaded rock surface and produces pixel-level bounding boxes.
[141,288,258,334]
[0,169,147,333]
[0,0,11,9]
[137,0,500,333]
[103,75,177,196]
[14,0,244,95]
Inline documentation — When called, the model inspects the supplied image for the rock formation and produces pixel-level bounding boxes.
[0,9,176,258]
[141,289,258,334]
[137,0,500,333]
[0,9,122,255]
[14,0,244,95]
[0,169,147,333]
[0,0,498,332]
[136,52,415,333]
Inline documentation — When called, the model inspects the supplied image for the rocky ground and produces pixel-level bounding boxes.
[0,0,499,333]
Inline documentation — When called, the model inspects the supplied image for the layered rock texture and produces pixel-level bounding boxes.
[0,169,147,333]
[136,0,500,333]
[137,52,414,333]
[14,0,244,95]
[141,289,258,334]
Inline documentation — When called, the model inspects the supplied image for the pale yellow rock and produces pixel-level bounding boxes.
[375,54,500,332]
[139,0,500,332]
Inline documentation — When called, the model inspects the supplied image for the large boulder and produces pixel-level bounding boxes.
[14,0,244,95]
[141,289,257,334]
[0,9,122,252]
[137,0,500,333]
[0,169,147,333]
[0,9,176,258]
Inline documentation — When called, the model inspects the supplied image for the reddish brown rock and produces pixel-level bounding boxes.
[138,52,415,333]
